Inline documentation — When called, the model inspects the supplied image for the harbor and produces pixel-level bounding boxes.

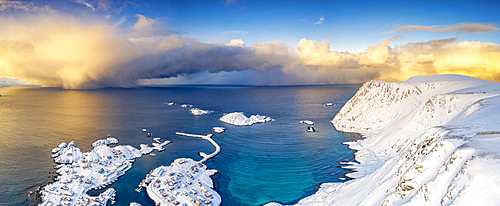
[139,132,223,206]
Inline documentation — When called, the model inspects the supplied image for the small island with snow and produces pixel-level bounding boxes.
[139,132,222,206]
[219,112,273,126]
[39,137,170,206]
[190,108,213,116]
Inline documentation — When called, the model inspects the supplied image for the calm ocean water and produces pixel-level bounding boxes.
[0,85,361,206]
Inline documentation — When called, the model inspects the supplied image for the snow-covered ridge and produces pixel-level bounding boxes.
[278,74,500,206]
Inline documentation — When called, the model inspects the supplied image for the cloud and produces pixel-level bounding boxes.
[0,14,295,89]
[225,0,237,5]
[71,0,95,11]
[0,0,55,12]
[131,14,179,38]
[313,16,324,25]
[1,13,499,88]
[290,37,500,84]
[96,0,112,11]
[226,39,246,47]
[133,14,155,30]
[390,23,499,34]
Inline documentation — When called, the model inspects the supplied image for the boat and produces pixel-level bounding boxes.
[51,147,61,153]
[307,127,316,132]
[212,127,226,133]
[300,120,315,125]
[324,103,334,106]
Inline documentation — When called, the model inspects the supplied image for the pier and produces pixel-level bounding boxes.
[175,132,221,163]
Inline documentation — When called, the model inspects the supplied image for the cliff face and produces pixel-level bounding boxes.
[297,75,500,206]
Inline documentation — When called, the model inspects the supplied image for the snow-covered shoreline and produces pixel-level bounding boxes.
[39,137,170,206]
[270,74,500,205]
[141,132,222,206]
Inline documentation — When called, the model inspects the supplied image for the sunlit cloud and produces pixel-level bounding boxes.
[226,39,246,47]
[291,37,500,83]
[313,16,324,25]
[0,11,499,89]
[390,23,499,34]
[0,14,294,89]
[130,14,178,37]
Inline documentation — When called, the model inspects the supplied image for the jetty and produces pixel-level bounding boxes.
[175,132,221,163]
[139,132,223,206]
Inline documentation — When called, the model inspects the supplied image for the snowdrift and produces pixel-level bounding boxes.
[289,74,500,205]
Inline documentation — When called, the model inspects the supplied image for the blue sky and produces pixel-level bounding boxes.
[107,0,500,49]
[6,0,496,50]
[0,0,499,88]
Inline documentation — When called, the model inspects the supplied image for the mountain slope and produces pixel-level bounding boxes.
[295,74,500,205]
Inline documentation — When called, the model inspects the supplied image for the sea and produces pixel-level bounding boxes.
[0,84,362,206]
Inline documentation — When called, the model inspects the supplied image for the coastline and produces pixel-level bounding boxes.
[269,74,500,205]
[5,84,364,205]
[37,137,170,206]
[140,132,222,206]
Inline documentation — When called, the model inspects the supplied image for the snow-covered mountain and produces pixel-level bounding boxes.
[0,77,39,87]
[274,74,500,206]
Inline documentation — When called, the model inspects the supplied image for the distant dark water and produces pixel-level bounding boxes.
[0,85,361,206]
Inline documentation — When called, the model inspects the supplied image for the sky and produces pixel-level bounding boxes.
[0,0,499,88]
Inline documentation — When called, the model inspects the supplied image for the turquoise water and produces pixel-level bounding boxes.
[0,85,361,206]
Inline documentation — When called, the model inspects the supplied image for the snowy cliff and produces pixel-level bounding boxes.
[294,75,500,205]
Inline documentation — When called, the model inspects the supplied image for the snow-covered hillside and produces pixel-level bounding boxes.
[276,74,500,206]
